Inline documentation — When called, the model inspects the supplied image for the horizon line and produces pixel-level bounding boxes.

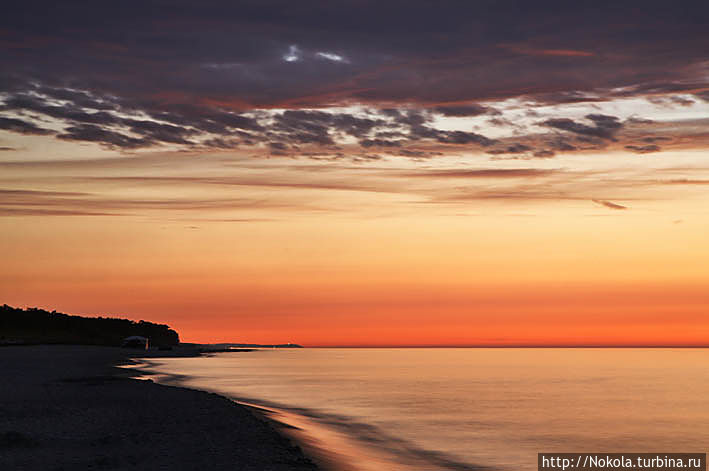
[211,344,709,349]
[306,344,709,348]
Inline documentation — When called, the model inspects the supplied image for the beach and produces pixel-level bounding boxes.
[0,345,319,471]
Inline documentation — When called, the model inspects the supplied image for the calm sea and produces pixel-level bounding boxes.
[139,348,709,471]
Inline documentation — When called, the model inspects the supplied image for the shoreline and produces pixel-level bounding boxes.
[129,355,350,471]
[132,352,485,471]
[0,344,321,470]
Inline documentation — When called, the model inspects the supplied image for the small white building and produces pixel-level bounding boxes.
[121,336,149,350]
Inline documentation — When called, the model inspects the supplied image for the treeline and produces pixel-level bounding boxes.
[0,304,179,347]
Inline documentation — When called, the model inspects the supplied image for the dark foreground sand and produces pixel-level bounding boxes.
[0,345,319,470]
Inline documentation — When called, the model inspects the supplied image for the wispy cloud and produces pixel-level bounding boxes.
[0,186,320,217]
[397,169,558,178]
[592,199,628,210]
[315,51,347,63]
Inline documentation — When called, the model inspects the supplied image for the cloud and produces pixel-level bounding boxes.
[360,139,402,148]
[541,114,623,141]
[433,104,492,117]
[647,95,696,107]
[0,90,298,151]
[533,149,555,158]
[201,137,240,149]
[0,207,119,216]
[640,136,671,143]
[399,168,558,178]
[0,185,316,216]
[486,143,533,155]
[269,110,389,147]
[2,94,120,125]
[1,84,704,158]
[661,179,709,185]
[625,144,662,154]
[147,105,262,133]
[592,199,628,210]
[84,175,401,195]
[432,190,600,204]
[6,155,694,218]
[57,124,152,149]
[547,138,578,152]
[36,86,120,111]
[120,118,197,145]
[2,1,707,110]
[435,130,496,146]
[502,45,596,58]
[283,45,301,62]
[269,142,288,150]
[0,188,89,198]
[1,1,708,159]
[315,52,347,63]
[396,149,441,159]
[0,116,54,135]
[539,49,594,57]
[530,91,604,105]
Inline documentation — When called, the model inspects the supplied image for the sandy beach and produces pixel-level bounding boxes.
[0,345,319,470]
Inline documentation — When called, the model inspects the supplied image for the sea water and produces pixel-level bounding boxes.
[140,348,709,471]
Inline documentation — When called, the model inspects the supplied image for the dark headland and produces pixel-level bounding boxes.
[0,305,317,471]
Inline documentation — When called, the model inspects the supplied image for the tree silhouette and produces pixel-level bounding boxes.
[0,304,179,347]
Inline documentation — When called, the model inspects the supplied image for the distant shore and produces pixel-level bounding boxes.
[0,344,319,470]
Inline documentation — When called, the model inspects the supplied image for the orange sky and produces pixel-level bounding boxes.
[2,138,708,345]
[4,0,709,346]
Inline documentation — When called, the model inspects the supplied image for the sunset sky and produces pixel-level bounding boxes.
[2,1,709,346]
